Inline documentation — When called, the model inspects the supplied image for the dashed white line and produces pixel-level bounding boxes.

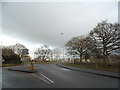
[31,74,38,77]
[31,74,50,84]
[61,68,71,71]
[38,76,50,84]
[40,73,54,83]
[31,74,54,84]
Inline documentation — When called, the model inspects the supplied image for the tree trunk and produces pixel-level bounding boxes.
[106,54,109,65]
[43,56,45,62]
[79,54,82,64]
[95,58,99,69]
[103,54,106,65]
[103,43,108,65]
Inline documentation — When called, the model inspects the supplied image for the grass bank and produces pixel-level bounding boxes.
[25,62,51,64]
[2,64,24,67]
[64,63,119,72]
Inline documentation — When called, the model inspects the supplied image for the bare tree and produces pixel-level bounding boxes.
[89,21,120,65]
[35,45,53,61]
[65,36,90,63]
[53,48,61,61]
[9,43,28,55]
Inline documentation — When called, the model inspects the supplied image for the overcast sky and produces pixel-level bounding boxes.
[1,1,118,58]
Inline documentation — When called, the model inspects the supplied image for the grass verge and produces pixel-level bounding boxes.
[25,62,51,64]
[64,63,119,72]
[1,64,24,67]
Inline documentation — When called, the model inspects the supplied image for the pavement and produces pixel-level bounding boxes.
[56,64,120,79]
[2,64,119,88]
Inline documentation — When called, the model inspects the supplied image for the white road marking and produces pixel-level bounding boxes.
[40,73,54,83]
[31,74,38,77]
[31,74,50,84]
[38,76,50,84]
[61,68,71,71]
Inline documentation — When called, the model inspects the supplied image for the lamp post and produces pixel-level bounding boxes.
[60,33,64,63]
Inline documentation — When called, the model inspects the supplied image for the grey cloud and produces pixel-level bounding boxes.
[2,2,118,48]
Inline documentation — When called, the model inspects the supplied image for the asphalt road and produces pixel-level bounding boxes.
[2,64,119,88]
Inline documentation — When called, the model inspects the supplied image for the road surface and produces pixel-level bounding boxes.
[2,64,119,88]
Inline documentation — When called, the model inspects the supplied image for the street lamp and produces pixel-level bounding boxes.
[60,33,64,63]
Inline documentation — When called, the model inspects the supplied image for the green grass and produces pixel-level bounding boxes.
[2,64,24,67]
[1,62,51,67]
[25,62,51,64]
[64,63,119,72]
